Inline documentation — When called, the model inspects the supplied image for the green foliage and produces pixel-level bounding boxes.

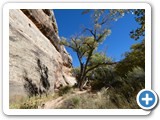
[61,97,80,109]
[130,9,145,40]
[113,66,144,99]
[126,67,145,92]
[109,9,131,21]
[88,66,144,103]
[61,10,114,89]
[59,87,140,109]
[10,97,39,109]
[127,67,145,81]
[60,37,68,46]
[72,67,80,79]
[90,79,105,91]
[19,102,39,109]
[61,9,145,91]
[89,65,116,90]
[115,40,145,77]
[108,9,145,40]
[109,9,145,78]
[58,67,144,109]
[58,86,72,96]
[10,94,54,109]
[89,52,111,65]
[60,9,145,109]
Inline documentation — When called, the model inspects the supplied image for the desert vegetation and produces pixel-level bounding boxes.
[10,9,145,109]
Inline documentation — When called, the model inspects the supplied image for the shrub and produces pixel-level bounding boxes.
[90,79,104,91]
[58,86,72,96]
[58,67,144,109]
[19,101,38,109]
[72,67,80,80]
[126,67,145,95]
[127,67,145,81]
[88,66,116,91]
[58,87,139,109]
[62,97,80,109]
[10,94,54,109]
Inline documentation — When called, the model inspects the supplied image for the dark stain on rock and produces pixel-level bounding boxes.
[37,58,50,97]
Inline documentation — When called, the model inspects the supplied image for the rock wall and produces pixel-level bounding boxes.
[9,9,76,102]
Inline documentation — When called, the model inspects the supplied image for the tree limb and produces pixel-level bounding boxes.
[86,61,118,74]
[84,28,96,39]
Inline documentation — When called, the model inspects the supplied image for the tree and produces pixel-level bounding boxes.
[130,9,145,40]
[115,9,145,77]
[115,40,145,77]
[61,10,117,90]
[109,9,145,40]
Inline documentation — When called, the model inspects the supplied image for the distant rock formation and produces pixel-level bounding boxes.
[9,9,76,101]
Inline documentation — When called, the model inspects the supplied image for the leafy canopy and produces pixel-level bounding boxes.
[115,9,145,77]
[61,10,115,89]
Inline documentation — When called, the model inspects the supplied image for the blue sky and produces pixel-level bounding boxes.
[54,9,141,67]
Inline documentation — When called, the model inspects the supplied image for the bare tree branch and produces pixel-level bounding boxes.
[84,28,96,39]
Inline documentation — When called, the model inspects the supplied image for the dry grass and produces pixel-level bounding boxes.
[58,87,140,109]
[9,94,58,109]
[9,86,74,109]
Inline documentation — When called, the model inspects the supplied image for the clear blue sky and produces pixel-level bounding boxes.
[54,9,140,67]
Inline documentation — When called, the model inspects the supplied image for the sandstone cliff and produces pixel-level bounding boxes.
[9,9,76,102]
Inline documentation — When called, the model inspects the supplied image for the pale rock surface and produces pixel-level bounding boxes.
[9,9,76,102]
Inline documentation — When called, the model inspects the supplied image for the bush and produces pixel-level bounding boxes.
[72,67,80,80]
[19,101,38,109]
[106,67,145,106]
[88,66,116,91]
[10,96,40,109]
[59,93,99,109]
[127,67,145,81]
[58,87,140,109]
[126,67,145,94]
[58,86,72,96]
[10,94,54,109]
[90,79,104,91]
[62,97,80,109]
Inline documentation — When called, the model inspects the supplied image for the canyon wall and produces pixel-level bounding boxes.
[9,9,76,102]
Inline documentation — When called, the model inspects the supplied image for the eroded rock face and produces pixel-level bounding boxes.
[9,9,76,102]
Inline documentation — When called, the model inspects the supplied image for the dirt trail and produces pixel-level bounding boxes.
[39,90,88,109]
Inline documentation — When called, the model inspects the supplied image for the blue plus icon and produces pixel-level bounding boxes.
[142,93,153,105]
[137,89,158,110]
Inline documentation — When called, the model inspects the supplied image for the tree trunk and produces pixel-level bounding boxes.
[83,78,88,88]
[77,65,85,90]
[78,75,86,91]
